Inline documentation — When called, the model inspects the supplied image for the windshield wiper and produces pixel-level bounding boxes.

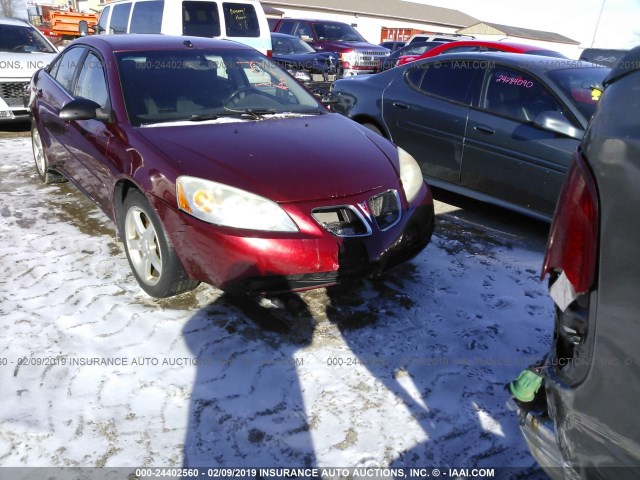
[188,113,220,121]
[223,107,278,119]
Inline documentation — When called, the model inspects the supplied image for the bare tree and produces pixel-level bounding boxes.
[0,0,17,18]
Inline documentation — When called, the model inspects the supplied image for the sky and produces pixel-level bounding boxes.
[410,0,640,49]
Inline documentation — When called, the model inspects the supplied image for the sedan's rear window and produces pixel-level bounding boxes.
[547,67,609,119]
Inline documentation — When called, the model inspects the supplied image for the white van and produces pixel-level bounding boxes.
[94,0,271,55]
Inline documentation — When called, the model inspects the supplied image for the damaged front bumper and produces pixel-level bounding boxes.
[157,184,435,293]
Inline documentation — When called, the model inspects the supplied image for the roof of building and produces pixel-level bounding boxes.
[261,1,479,28]
[457,22,580,45]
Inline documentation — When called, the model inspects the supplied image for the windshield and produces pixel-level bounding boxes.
[547,66,609,118]
[116,49,325,127]
[313,22,365,42]
[272,35,316,55]
[0,24,56,53]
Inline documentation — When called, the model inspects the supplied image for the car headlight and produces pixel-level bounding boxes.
[398,147,424,203]
[176,176,298,232]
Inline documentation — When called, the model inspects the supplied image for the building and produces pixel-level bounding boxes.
[261,0,479,45]
[456,22,581,58]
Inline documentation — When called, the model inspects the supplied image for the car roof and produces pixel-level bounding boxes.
[411,51,600,73]
[432,40,553,53]
[68,34,253,53]
[0,17,32,27]
[270,32,299,39]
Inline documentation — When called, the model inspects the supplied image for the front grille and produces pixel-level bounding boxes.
[312,205,371,237]
[369,190,401,231]
[355,50,389,68]
[0,82,29,107]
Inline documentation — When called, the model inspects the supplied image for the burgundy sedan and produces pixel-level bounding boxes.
[30,35,434,298]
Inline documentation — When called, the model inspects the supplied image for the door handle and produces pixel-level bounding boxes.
[393,102,409,110]
[474,125,495,135]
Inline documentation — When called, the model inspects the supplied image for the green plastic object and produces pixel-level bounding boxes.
[509,369,544,402]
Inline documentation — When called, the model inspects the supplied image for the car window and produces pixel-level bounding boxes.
[130,0,164,34]
[407,61,477,105]
[116,49,322,126]
[223,3,259,37]
[443,46,481,54]
[295,22,313,39]
[546,67,607,118]
[182,1,220,37]
[74,52,109,108]
[0,24,56,53]
[482,67,566,123]
[110,3,132,34]
[96,5,110,34]
[52,46,86,93]
[277,20,296,36]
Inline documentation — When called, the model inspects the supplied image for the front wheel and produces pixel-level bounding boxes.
[361,122,385,138]
[32,121,66,184]
[120,190,199,298]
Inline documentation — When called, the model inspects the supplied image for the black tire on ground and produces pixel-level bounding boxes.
[31,121,66,184]
[361,122,385,137]
[120,189,199,298]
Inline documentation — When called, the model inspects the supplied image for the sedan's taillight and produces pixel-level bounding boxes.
[542,150,599,295]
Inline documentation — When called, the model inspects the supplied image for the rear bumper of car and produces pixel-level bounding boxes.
[156,185,434,293]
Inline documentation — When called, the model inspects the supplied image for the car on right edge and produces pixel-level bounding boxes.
[517,46,640,479]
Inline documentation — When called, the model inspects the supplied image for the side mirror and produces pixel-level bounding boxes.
[78,20,89,36]
[59,98,107,121]
[534,111,584,140]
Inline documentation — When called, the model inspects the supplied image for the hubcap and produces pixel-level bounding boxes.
[32,128,46,176]
[124,206,163,286]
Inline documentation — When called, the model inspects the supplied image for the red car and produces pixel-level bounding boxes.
[396,40,565,66]
[29,35,434,298]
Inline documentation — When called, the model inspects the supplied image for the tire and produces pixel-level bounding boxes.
[120,189,199,298]
[361,122,385,138]
[31,121,66,184]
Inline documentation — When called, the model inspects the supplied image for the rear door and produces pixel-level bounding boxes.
[382,60,482,184]
[462,65,581,217]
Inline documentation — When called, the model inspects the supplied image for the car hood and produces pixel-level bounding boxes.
[135,114,399,203]
[0,52,56,79]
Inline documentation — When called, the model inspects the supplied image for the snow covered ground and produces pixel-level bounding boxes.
[0,136,554,476]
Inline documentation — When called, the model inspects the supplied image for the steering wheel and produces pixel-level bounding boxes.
[12,45,27,53]
[224,86,286,108]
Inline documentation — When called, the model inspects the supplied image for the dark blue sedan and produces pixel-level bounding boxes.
[270,32,340,85]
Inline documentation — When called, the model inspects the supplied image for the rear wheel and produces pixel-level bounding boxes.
[31,121,66,184]
[120,190,199,298]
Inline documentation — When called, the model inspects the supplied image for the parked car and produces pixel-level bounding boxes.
[579,47,629,67]
[94,0,272,55]
[271,19,390,76]
[396,40,566,67]
[380,41,405,52]
[515,46,640,479]
[270,32,340,84]
[30,34,434,298]
[331,52,608,220]
[378,41,444,72]
[407,33,473,45]
[0,17,58,122]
